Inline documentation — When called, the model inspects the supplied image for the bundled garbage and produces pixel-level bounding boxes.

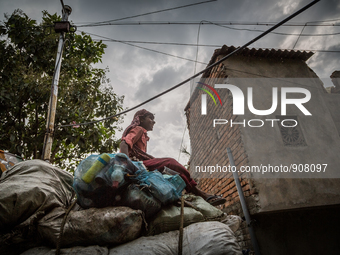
[0,155,243,255]
[73,153,186,218]
[0,160,74,233]
[23,221,242,255]
[73,153,140,208]
[0,160,75,254]
[38,206,143,247]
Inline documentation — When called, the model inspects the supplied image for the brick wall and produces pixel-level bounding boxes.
[185,55,258,251]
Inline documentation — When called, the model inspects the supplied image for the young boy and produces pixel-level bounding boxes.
[120,109,226,206]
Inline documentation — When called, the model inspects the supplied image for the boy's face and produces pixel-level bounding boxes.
[140,115,155,131]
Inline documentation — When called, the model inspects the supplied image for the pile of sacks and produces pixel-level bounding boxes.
[0,156,243,255]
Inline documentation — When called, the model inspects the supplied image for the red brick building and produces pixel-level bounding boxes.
[185,45,340,254]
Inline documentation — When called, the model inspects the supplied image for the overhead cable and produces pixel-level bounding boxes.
[197,20,340,37]
[76,20,340,27]
[79,30,208,65]
[91,38,340,53]
[83,0,217,26]
[80,21,340,37]
[30,20,340,30]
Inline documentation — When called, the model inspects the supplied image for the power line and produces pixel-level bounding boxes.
[79,30,208,65]
[198,20,340,37]
[304,18,340,23]
[194,21,204,75]
[93,29,338,88]
[57,0,321,128]
[77,21,340,28]
[92,38,340,53]
[27,20,340,31]
[179,20,204,160]
[80,20,340,37]
[95,39,221,47]
[83,0,217,26]
[293,23,307,49]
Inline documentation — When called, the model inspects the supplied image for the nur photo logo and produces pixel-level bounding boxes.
[196,82,222,115]
[197,81,312,128]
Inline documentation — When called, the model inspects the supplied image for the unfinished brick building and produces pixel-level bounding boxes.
[185,45,340,254]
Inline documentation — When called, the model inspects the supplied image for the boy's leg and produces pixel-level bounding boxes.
[143,157,197,192]
[143,157,226,206]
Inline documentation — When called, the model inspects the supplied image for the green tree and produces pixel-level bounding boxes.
[0,10,124,171]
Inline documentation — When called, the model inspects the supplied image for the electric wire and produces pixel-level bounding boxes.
[79,21,340,36]
[194,21,204,74]
[302,17,340,23]
[293,23,307,49]
[76,21,340,28]
[188,16,333,130]
[291,18,340,49]
[95,39,222,47]
[27,21,340,32]
[79,30,208,65]
[179,19,203,161]
[92,38,340,53]
[196,19,340,37]
[82,0,217,26]
[57,0,321,128]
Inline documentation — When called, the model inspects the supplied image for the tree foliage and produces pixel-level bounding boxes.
[0,10,124,171]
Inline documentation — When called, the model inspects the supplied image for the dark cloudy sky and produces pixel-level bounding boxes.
[1,0,339,164]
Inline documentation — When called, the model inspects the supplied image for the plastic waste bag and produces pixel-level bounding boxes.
[73,153,139,208]
[38,206,143,248]
[118,184,162,218]
[21,246,108,255]
[163,174,186,198]
[221,215,243,233]
[182,194,225,220]
[109,221,242,255]
[0,160,74,233]
[130,169,185,205]
[146,194,225,236]
[146,205,204,236]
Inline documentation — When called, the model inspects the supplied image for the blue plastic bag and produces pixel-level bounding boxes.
[164,174,186,198]
[130,169,184,205]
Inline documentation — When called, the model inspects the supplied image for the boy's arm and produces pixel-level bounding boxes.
[119,141,129,157]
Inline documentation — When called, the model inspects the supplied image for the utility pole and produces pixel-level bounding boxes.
[42,5,72,161]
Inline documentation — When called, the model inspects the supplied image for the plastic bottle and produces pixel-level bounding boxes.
[110,165,125,188]
[82,153,111,183]
[94,164,113,186]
